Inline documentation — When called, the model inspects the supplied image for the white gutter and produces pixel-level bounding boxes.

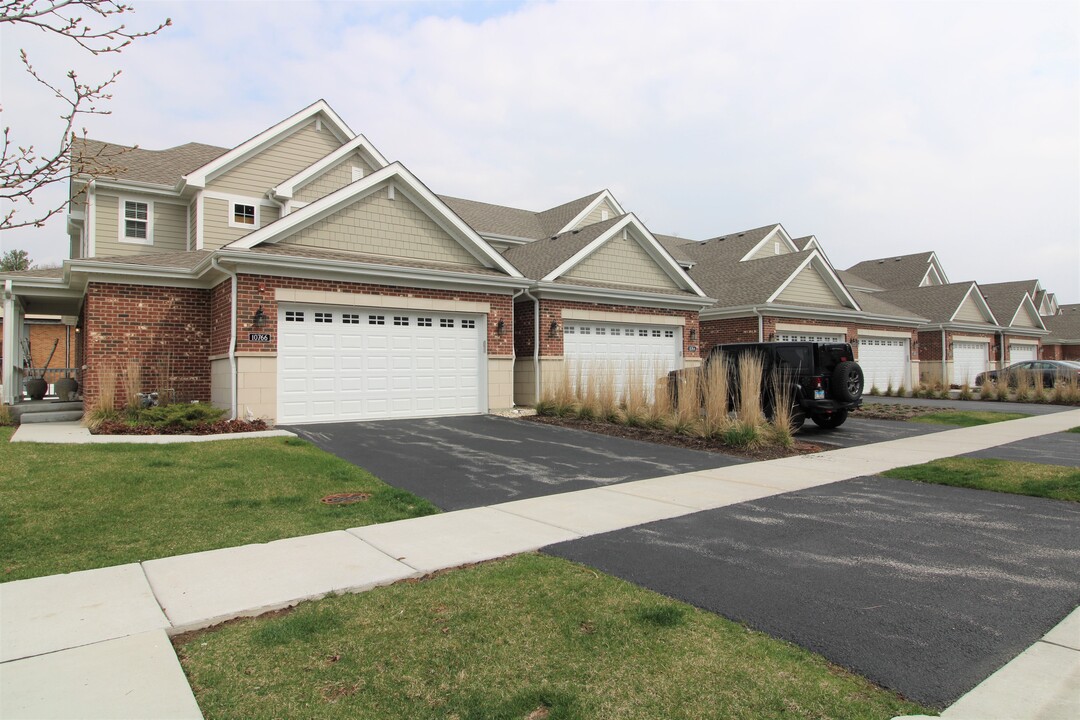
[210,258,239,420]
[941,325,947,385]
[2,280,14,404]
[266,190,287,221]
[521,287,541,404]
[754,306,764,342]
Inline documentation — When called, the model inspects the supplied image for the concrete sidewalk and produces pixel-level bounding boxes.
[10,420,295,444]
[3,409,1079,718]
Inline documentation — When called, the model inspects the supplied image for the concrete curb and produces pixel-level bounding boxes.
[9,421,295,444]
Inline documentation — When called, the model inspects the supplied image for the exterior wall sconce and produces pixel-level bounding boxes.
[496,319,505,336]
[768,332,775,341]
[253,306,267,328]
[549,319,560,336]
[688,328,697,341]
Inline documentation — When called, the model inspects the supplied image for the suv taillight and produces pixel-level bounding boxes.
[815,378,823,389]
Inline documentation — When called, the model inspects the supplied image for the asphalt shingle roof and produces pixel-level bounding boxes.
[978,280,1041,328]
[836,268,884,291]
[72,138,229,186]
[845,252,938,290]
[679,224,781,266]
[653,234,697,265]
[1044,304,1080,343]
[76,250,213,270]
[687,250,812,307]
[871,283,991,324]
[439,191,603,240]
[847,289,926,321]
[502,217,622,280]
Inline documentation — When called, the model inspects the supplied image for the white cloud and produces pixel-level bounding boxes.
[2,0,1076,300]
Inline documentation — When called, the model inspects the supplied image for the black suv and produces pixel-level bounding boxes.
[672,341,865,430]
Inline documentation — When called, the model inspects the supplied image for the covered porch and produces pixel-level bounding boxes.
[1,276,85,406]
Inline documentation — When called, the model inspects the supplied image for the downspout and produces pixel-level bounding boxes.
[754,306,764,342]
[508,289,526,407]
[266,191,287,221]
[940,325,947,387]
[211,258,239,420]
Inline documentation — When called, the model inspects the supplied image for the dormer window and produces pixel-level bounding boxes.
[229,202,258,229]
[120,198,152,245]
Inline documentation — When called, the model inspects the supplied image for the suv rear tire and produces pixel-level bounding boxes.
[832,361,864,403]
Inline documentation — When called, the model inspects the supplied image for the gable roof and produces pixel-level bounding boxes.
[271,134,390,200]
[653,234,697,267]
[679,224,780,265]
[224,162,522,278]
[71,139,229,187]
[688,249,858,309]
[182,100,354,190]
[836,268,884,292]
[503,213,706,297]
[1044,304,1080,343]
[438,190,615,241]
[846,289,927,321]
[845,251,948,290]
[978,280,1046,330]
[872,282,997,325]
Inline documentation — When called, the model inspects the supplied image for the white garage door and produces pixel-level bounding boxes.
[857,337,910,391]
[953,341,989,385]
[278,305,484,424]
[775,331,844,343]
[564,322,681,391]
[1009,344,1037,363]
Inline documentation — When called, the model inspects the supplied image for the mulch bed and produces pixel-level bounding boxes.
[523,415,824,460]
[91,419,270,435]
[852,403,942,421]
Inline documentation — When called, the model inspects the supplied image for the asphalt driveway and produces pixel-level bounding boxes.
[798,416,947,447]
[545,475,1080,708]
[284,415,742,510]
[961,430,1080,467]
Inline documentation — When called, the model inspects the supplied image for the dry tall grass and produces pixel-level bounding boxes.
[669,366,700,434]
[735,353,765,428]
[122,361,143,409]
[97,364,118,412]
[1013,370,1032,403]
[622,363,650,426]
[1051,375,1080,405]
[700,359,731,438]
[979,377,994,399]
[767,369,796,447]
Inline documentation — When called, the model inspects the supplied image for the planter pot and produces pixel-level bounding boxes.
[55,377,79,402]
[24,377,47,401]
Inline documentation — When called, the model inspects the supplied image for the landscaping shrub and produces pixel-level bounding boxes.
[735,352,765,428]
[134,402,227,429]
[700,359,731,438]
[869,385,881,396]
[959,382,973,401]
[895,384,907,398]
[0,404,12,427]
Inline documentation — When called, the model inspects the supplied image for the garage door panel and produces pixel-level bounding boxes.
[1010,344,1037,362]
[278,305,483,423]
[564,321,682,395]
[857,337,911,390]
[953,342,989,385]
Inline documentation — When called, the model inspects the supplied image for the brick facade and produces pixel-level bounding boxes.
[700,315,918,361]
[1001,333,1042,363]
[81,282,212,407]
[515,298,700,359]
[1042,344,1080,361]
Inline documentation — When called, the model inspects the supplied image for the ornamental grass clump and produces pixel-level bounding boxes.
[979,376,994,400]
[994,373,1012,401]
[622,364,650,427]
[1031,377,1047,404]
[959,382,973,401]
[594,363,620,422]
[576,362,601,421]
[735,352,765,429]
[122,360,143,410]
[1013,370,1032,403]
[895,383,907,398]
[766,369,796,448]
[700,358,731,438]
[670,366,701,434]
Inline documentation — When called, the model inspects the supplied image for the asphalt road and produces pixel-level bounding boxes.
[545,476,1080,708]
[284,415,742,511]
[798,416,947,448]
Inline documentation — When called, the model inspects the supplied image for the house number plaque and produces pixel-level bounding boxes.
[248,333,272,343]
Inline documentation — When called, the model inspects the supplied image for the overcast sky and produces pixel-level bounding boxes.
[3,0,1077,302]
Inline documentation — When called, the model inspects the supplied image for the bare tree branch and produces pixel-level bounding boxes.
[0,0,170,231]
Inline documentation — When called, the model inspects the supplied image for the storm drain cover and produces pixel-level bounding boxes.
[320,492,372,505]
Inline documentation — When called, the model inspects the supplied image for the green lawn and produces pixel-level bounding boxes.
[1068,426,1080,434]
[884,457,1080,502]
[0,428,438,581]
[177,553,929,720]
[909,410,1030,427]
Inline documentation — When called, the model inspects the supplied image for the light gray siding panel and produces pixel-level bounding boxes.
[201,198,280,250]
[207,121,343,196]
[748,237,792,260]
[775,266,845,307]
[1011,305,1038,328]
[572,199,618,231]
[954,295,990,323]
[295,154,375,203]
[563,233,680,290]
[92,193,186,257]
[188,202,197,250]
[279,186,482,267]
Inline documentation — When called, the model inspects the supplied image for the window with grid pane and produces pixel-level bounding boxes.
[124,201,149,240]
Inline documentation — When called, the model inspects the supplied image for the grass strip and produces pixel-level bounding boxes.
[177,553,929,719]
[884,457,1080,502]
[0,429,438,582]
[908,410,1029,427]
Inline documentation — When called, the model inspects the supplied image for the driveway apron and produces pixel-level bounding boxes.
[285,415,743,510]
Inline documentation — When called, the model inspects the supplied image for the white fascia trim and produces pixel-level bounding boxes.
[555,190,625,235]
[801,236,819,251]
[195,193,205,250]
[949,283,998,325]
[541,213,707,297]
[203,190,279,208]
[271,134,390,200]
[766,251,862,310]
[224,162,523,278]
[739,225,798,262]
[480,232,536,246]
[182,100,355,190]
[215,251,530,293]
[92,178,183,198]
[700,303,925,326]
[533,281,714,310]
[927,252,949,284]
[1008,295,1047,331]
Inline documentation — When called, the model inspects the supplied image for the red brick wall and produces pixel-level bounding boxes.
[231,274,515,356]
[531,299,700,359]
[1042,344,1080,361]
[0,321,74,387]
[918,330,943,361]
[701,315,918,361]
[1002,334,1041,363]
[209,280,232,357]
[514,300,535,357]
[700,317,760,354]
[82,283,212,407]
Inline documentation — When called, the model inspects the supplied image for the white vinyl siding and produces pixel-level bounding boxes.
[277,305,484,423]
[953,341,989,385]
[857,337,911,391]
[207,120,344,196]
[775,267,844,307]
[563,321,682,394]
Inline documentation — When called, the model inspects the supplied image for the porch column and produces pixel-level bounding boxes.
[2,282,21,404]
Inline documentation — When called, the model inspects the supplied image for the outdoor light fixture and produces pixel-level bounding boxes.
[496,319,505,335]
[253,306,266,328]
[549,319,560,336]
[689,328,697,341]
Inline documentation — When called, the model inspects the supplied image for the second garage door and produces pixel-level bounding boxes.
[564,321,682,391]
[1009,344,1038,363]
[953,341,989,386]
[278,305,484,424]
[857,337,911,391]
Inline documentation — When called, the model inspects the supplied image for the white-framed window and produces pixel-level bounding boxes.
[229,201,259,229]
[119,197,153,244]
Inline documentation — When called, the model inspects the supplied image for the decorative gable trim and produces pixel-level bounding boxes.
[1008,294,1047,331]
[739,224,798,262]
[948,283,998,324]
[181,100,355,190]
[223,162,523,278]
[555,190,625,235]
[920,252,949,286]
[541,213,707,297]
[766,251,862,310]
[271,134,390,200]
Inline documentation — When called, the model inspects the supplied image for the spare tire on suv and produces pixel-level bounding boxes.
[832,361,864,403]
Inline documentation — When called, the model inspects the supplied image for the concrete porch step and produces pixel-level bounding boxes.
[19,410,85,424]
